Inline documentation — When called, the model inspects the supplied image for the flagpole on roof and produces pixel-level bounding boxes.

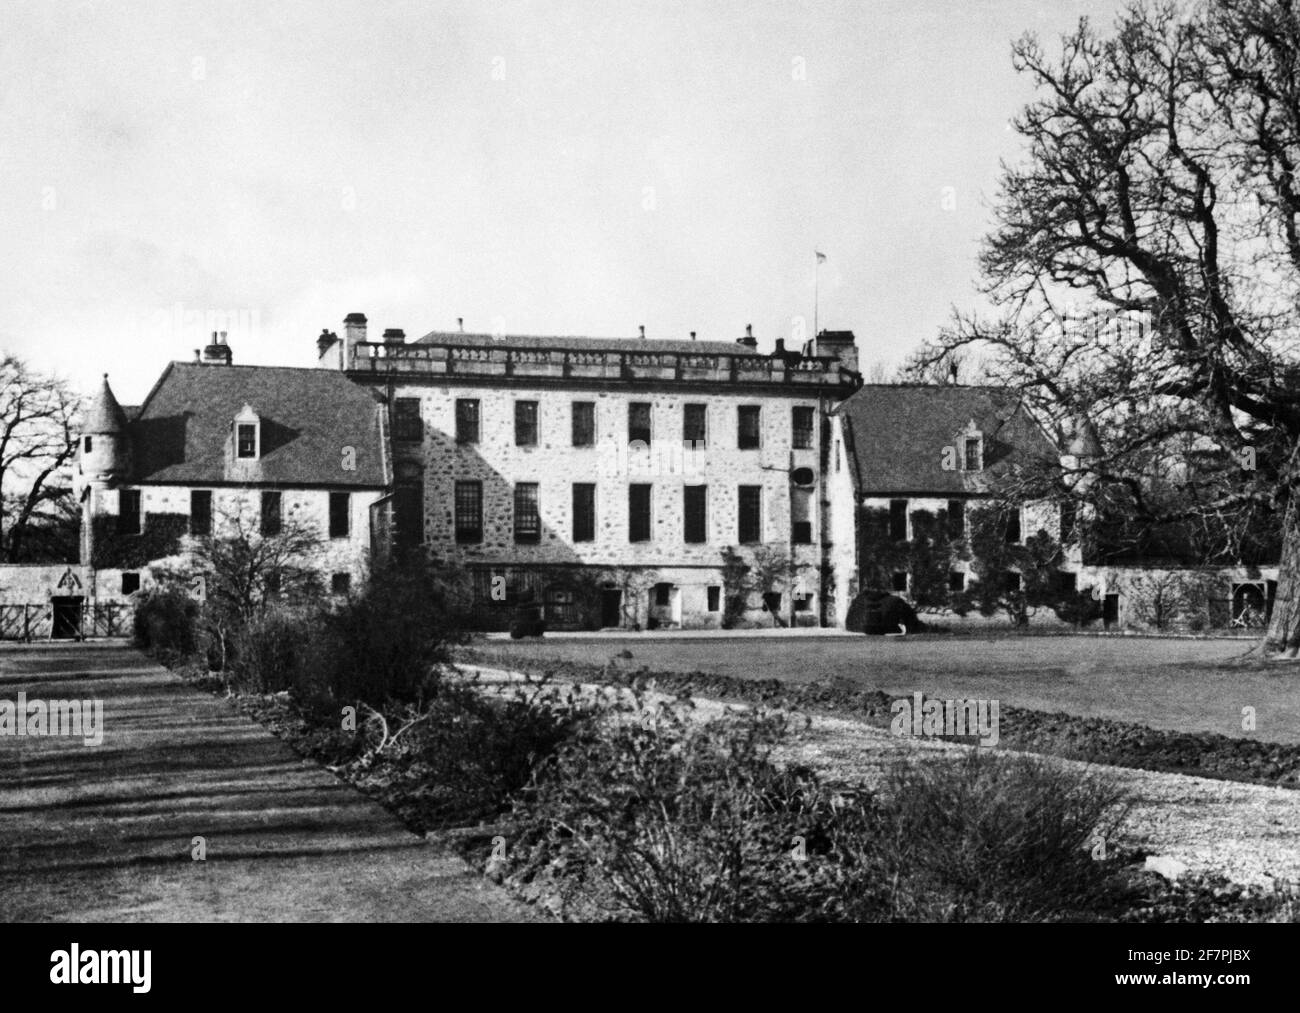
[814,250,826,341]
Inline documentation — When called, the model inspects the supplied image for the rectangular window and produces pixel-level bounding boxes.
[455,481,483,543]
[792,406,815,450]
[260,491,282,537]
[190,490,212,537]
[395,482,424,546]
[455,399,480,444]
[84,436,92,453]
[515,401,539,446]
[629,484,652,542]
[892,572,909,593]
[948,571,966,592]
[889,499,908,542]
[1057,571,1078,595]
[1005,571,1022,592]
[572,401,596,447]
[1005,507,1021,544]
[794,592,812,612]
[121,572,140,595]
[393,398,422,442]
[628,402,652,445]
[118,489,141,535]
[329,492,350,538]
[331,573,351,595]
[573,483,596,542]
[964,436,981,472]
[738,405,761,450]
[655,582,671,607]
[237,423,257,459]
[738,485,762,543]
[791,487,812,544]
[946,500,965,540]
[683,403,707,447]
[707,586,721,612]
[684,485,707,544]
[514,483,540,542]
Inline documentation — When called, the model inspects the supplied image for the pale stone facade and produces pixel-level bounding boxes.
[334,320,860,628]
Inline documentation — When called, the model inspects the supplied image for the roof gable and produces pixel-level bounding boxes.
[127,363,387,487]
[834,385,1059,496]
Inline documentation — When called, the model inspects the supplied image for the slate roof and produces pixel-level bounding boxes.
[86,376,128,434]
[126,363,388,487]
[834,385,1060,496]
[416,330,758,357]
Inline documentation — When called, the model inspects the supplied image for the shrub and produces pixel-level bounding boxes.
[865,751,1131,921]
[509,698,862,922]
[311,556,468,708]
[227,606,319,695]
[132,587,199,659]
[411,675,596,825]
[502,688,1131,922]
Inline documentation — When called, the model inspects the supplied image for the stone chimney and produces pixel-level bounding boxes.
[811,329,859,375]
[201,330,232,366]
[337,312,366,370]
[316,328,339,367]
[382,328,406,347]
[737,324,757,350]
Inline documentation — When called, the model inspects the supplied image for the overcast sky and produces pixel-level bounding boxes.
[1,0,1122,404]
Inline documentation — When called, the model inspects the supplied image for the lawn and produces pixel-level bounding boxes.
[470,634,1300,745]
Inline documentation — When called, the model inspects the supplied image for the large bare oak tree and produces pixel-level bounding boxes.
[913,0,1300,654]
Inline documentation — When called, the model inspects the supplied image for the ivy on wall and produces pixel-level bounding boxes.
[859,502,1092,625]
[953,503,1091,624]
[90,513,189,570]
[858,508,956,608]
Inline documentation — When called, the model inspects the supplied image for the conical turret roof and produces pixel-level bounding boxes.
[86,374,128,434]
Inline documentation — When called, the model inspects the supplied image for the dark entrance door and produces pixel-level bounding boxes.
[600,589,623,628]
[51,596,83,640]
[1102,593,1120,630]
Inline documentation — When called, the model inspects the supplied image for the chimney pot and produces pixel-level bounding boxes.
[219,331,227,345]
[690,331,696,341]
[194,349,201,362]
[457,317,464,332]
[639,325,646,339]
[775,338,786,355]
[746,324,753,337]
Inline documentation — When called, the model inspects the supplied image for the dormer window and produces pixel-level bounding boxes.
[958,421,983,472]
[233,405,260,460]
[237,425,257,458]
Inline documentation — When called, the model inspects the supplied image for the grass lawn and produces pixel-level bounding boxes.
[471,634,1300,745]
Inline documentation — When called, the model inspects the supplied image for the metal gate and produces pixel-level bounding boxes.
[0,602,131,641]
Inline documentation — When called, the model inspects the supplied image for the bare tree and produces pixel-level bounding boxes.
[911,1,1300,655]
[0,353,80,562]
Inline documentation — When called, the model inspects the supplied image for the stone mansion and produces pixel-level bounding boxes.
[0,312,1266,637]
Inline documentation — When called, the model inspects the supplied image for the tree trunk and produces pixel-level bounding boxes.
[1263,492,1300,656]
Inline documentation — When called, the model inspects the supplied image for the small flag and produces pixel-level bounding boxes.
[815,251,827,264]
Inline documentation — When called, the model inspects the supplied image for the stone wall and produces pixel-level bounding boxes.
[395,381,827,626]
